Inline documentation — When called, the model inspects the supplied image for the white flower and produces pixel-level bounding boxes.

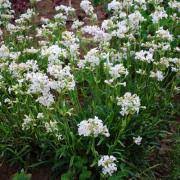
[37,113,44,119]
[36,93,55,107]
[80,0,94,16]
[98,155,117,176]
[150,70,164,81]
[83,48,100,67]
[128,11,145,29]
[9,52,21,60]
[55,5,75,16]
[22,115,34,130]
[61,31,79,55]
[136,69,146,75]
[156,27,173,41]
[113,20,129,38]
[82,25,111,42]
[26,72,51,94]
[47,64,75,91]
[41,45,67,65]
[45,120,62,140]
[169,1,180,11]
[133,136,142,145]
[0,45,9,59]
[78,116,110,137]
[4,98,11,104]
[109,64,129,79]
[101,20,114,31]
[135,50,154,63]
[134,0,146,5]
[24,47,39,54]
[71,20,84,30]
[151,7,168,23]
[117,92,141,116]
[108,0,121,11]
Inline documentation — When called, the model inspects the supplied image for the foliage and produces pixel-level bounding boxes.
[0,0,179,179]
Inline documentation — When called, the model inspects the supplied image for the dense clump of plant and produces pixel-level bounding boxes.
[0,0,179,179]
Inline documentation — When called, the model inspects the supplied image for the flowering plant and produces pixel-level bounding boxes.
[0,0,179,178]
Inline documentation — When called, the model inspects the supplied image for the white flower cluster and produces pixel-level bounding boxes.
[47,64,76,91]
[128,11,145,29]
[71,20,84,30]
[26,64,75,107]
[113,20,129,38]
[0,44,9,59]
[151,7,168,23]
[55,5,75,16]
[150,70,164,81]
[168,1,180,11]
[98,155,117,176]
[9,60,38,78]
[61,31,80,56]
[108,0,122,12]
[16,9,35,24]
[41,45,67,65]
[117,92,141,116]
[78,48,100,68]
[109,64,129,79]
[0,0,14,25]
[156,27,173,41]
[104,63,128,84]
[78,116,110,137]
[82,25,111,42]
[45,120,62,140]
[80,0,96,18]
[22,115,35,130]
[135,50,154,63]
[133,136,142,145]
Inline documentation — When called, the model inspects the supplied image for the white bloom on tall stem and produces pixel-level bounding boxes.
[156,27,173,41]
[82,25,111,42]
[36,93,55,107]
[150,70,164,81]
[22,115,34,130]
[135,50,154,63]
[55,5,75,16]
[71,20,84,30]
[168,1,180,11]
[78,116,110,137]
[108,0,121,11]
[83,48,100,67]
[0,45,9,59]
[80,0,94,16]
[128,11,145,29]
[109,64,129,79]
[117,92,141,116]
[37,113,44,119]
[98,155,117,176]
[133,136,142,145]
[45,120,62,140]
[151,7,168,24]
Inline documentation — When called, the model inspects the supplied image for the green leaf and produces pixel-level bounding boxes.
[61,171,73,180]
[12,170,31,180]
[79,169,91,180]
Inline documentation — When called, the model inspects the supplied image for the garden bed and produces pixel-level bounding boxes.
[0,0,179,179]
